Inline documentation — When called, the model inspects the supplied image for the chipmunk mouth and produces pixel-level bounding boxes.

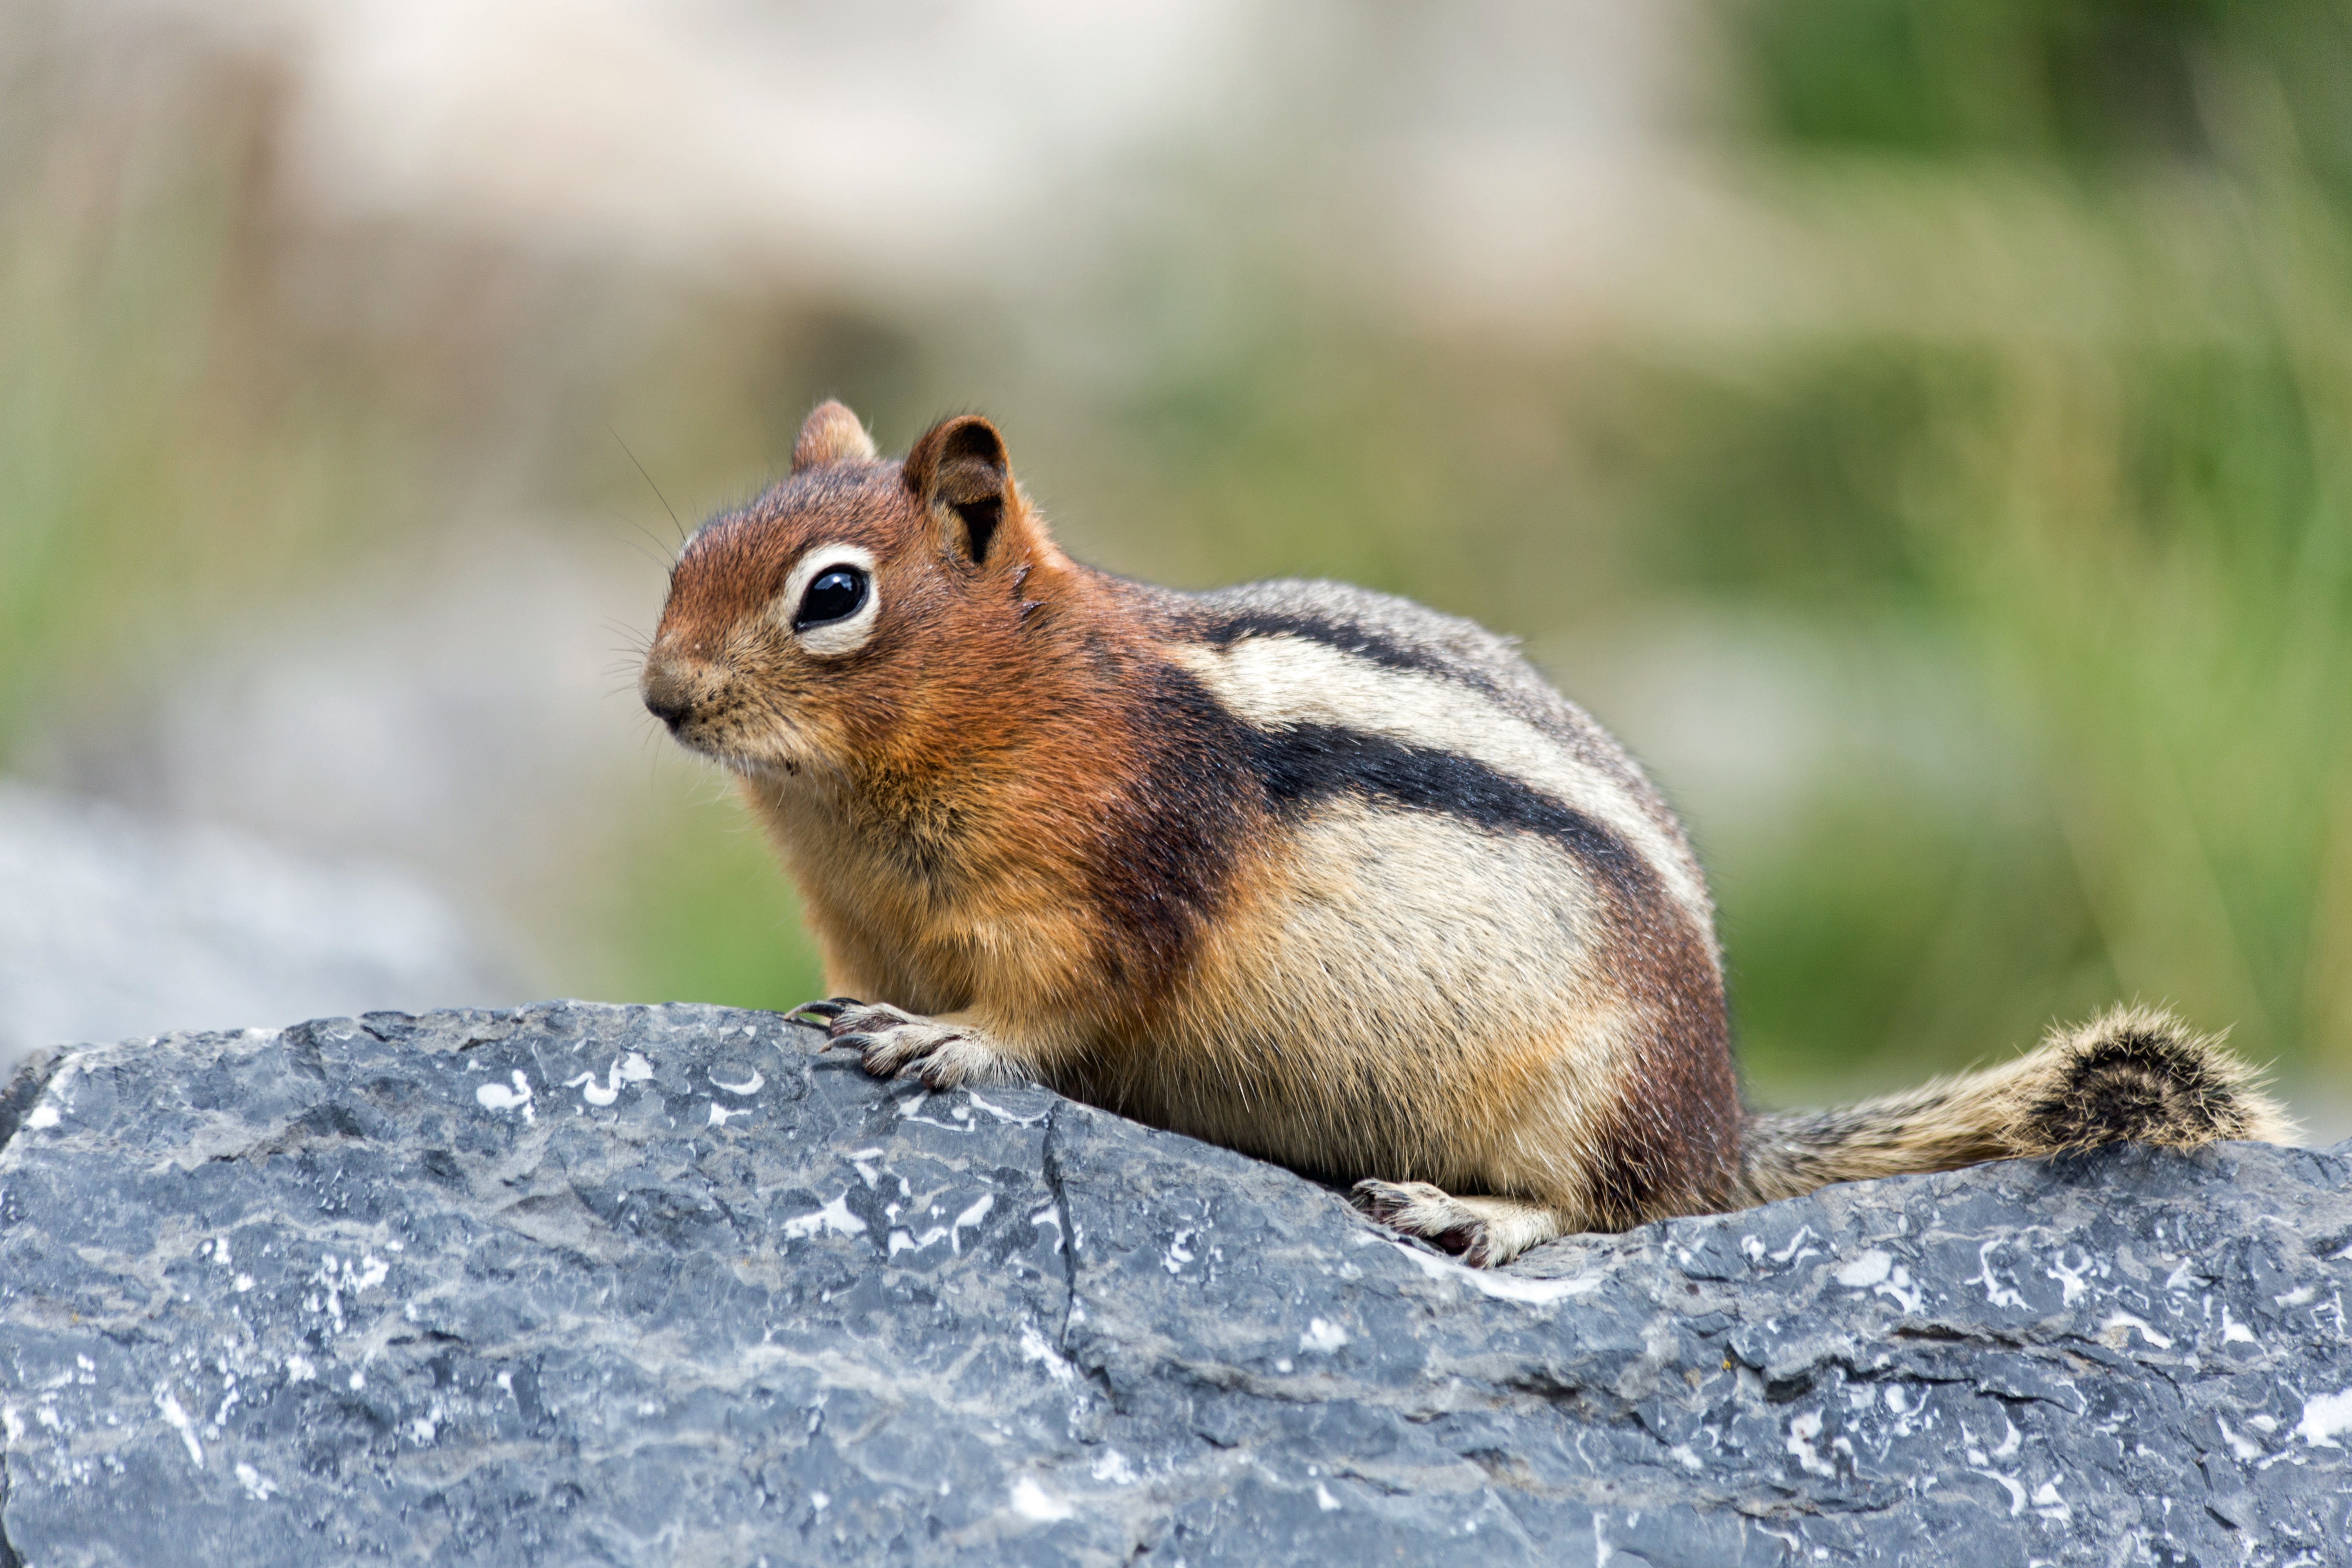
[696,717,826,783]
[640,651,834,782]
[688,729,786,773]
[661,718,791,775]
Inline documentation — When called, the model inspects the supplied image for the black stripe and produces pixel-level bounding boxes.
[1241,723,1654,904]
[1090,661,1659,992]
[1074,663,1261,988]
[1194,609,1509,704]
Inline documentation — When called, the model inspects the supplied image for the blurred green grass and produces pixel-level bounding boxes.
[4,0,2348,1114]
[1709,0,2352,1096]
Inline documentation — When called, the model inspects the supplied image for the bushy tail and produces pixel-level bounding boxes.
[1735,1006,2296,1206]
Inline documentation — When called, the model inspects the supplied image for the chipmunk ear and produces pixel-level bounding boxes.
[792,400,877,472]
[903,414,1016,567]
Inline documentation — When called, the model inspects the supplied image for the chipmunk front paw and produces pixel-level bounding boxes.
[1350,1179,1501,1267]
[790,999,1028,1091]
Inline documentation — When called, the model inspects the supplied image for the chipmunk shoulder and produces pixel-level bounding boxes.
[639,401,2291,1266]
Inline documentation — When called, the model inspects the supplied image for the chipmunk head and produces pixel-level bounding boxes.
[640,400,1064,778]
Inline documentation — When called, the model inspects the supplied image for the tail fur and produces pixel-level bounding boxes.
[1735,1005,2296,1207]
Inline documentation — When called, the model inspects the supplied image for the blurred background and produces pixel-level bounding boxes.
[4,0,2348,1134]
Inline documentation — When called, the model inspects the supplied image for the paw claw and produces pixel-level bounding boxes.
[1350,1178,1491,1261]
[793,1003,1024,1090]
[1350,1178,1443,1223]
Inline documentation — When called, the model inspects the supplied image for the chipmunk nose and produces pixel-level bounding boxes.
[640,660,697,731]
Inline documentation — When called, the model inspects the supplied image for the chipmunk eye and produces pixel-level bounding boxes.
[795,566,868,629]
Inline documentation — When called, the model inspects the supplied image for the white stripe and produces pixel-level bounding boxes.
[1169,637,1712,931]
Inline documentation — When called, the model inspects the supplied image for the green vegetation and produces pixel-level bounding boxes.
[1706,0,2352,1093]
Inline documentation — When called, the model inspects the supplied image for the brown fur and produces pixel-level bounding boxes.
[650,414,1241,1052]
[791,402,877,470]
[641,401,2294,1267]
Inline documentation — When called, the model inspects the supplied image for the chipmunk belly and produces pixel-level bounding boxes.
[1087,803,1641,1198]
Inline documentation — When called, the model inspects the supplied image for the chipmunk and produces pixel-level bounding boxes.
[637,400,2293,1266]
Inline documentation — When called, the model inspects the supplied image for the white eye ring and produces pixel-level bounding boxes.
[776,543,881,658]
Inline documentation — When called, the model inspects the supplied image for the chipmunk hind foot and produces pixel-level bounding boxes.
[1350,1180,1572,1268]
[2009,1004,2295,1156]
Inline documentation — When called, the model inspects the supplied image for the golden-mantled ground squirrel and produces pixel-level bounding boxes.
[639,401,2292,1266]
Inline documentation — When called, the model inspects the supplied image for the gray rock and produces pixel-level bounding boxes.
[0,1003,2346,1566]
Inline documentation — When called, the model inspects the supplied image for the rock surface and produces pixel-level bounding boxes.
[0,1003,2347,1566]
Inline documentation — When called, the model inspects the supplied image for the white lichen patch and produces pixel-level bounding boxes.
[2045,1250,2095,1308]
[780,1194,866,1241]
[474,1071,535,1120]
[2216,1416,2265,1462]
[1968,1241,2028,1311]
[561,1053,655,1108]
[949,1194,992,1252]
[889,1226,949,1255]
[1390,1243,1600,1307]
[1834,1250,1891,1287]
[1162,1229,1196,1275]
[1970,1468,2027,1516]
[1009,1477,1075,1522]
[2294,1387,2352,1448]
[1298,1318,1349,1354]
[564,1065,620,1107]
[1019,1322,1078,1385]
[962,1091,1047,1126]
[154,1385,203,1468]
[1785,1410,1835,1477]
[307,1251,391,1336]
[1833,1248,1924,1314]
[2100,1312,2174,1351]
